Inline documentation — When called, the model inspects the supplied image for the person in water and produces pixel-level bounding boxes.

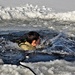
[19,31,40,50]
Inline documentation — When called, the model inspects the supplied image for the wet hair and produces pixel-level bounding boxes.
[26,31,40,44]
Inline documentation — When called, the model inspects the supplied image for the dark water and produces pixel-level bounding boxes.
[0,29,75,64]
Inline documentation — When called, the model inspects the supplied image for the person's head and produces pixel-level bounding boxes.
[26,31,40,47]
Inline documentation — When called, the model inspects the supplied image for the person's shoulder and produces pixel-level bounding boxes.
[19,42,36,50]
[19,43,29,50]
[19,42,25,47]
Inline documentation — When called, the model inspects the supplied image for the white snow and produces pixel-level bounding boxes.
[0,4,75,21]
[0,64,34,75]
[19,60,75,75]
[0,60,75,75]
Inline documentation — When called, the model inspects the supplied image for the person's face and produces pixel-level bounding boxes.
[31,37,41,47]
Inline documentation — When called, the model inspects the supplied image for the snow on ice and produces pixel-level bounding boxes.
[0,60,75,75]
[0,4,75,21]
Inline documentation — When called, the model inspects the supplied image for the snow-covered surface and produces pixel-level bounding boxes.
[0,60,75,75]
[0,4,75,21]
[20,60,75,75]
[0,64,34,75]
